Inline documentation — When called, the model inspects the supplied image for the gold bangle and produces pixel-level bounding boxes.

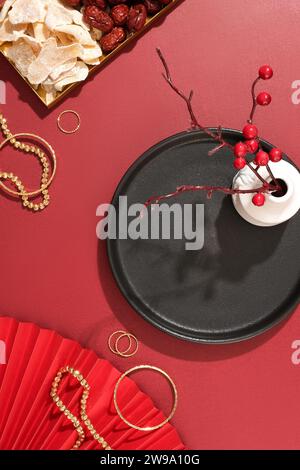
[108,330,132,355]
[115,333,138,358]
[113,365,178,432]
[0,133,56,197]
[57,110,81,134]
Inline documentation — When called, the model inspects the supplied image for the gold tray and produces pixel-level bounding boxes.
[0,0,181,108]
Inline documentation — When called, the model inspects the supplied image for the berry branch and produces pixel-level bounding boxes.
[145,184,273,208]
[248,65,273,124]
[157,47,232,151]
[145,50,284,208]
[246,68,281,190]
[248,77,261,124]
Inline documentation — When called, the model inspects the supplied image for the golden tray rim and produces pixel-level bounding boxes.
[0,0,181,109]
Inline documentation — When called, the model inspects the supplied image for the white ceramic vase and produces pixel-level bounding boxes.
[232,160,300,227]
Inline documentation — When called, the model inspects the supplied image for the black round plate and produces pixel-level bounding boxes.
[107,129,300,343]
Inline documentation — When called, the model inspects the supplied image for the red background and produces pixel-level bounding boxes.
[1,0,300,449]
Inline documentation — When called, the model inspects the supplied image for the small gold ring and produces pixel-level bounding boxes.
[115,333,138,358]
[57,110,81,134]
[0,133,56,197]
[113,365,178,432]
[108,330,132,355]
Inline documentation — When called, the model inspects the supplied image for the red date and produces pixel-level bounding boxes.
[100,27,126,53]
[144,0,161,14]
[83,0,107,9]
[111,4,129,26]
[108,0,128,4]
[63,0,81,7]
[84,6,114,33]
[127,4,147,33]
[67,0,173,57]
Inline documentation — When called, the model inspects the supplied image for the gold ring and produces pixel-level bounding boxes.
[115,333,138,358]
[57,110,81,134]
[113,365,178,432]
[108,330,132,355]
[0,133,56,197]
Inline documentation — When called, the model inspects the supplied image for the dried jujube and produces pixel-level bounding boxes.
[63,0,81,6]
[127,4,147,33]
[108,0,129,4]
[100,27,126,52]
[83,0,107,9]
[70,0,173,55]
[84,6,114,33]
[111,4,129,26]
[144,0,162,14]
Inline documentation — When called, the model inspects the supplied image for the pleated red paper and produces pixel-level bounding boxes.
[0,317,185,450]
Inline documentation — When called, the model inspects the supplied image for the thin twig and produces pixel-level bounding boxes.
[157,48,233,149]
[147,49,281,207]
[145,183,278,208]
[156,48,272,186]
[248,76,260,124]
[246,162,268,185]
[266,163,280,189]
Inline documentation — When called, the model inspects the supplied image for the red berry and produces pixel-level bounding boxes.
[259,65,273,80]
[256,92,272,106]
[234,157,246,170]
[243,124,258,139]
[255,150,269,166]
[245,139,259,153]
[234,142,248,158]
[269,148,283,162]
[252,193,266,206]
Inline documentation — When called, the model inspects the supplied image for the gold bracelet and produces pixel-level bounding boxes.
[57,110,81,134]
[113,365,178,432]
[0,113,55,211]
[50,366,112,450]
[0,133,56,197]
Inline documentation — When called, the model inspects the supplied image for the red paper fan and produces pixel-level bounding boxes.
[0,317,185,450]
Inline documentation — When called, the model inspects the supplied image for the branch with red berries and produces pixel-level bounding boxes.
[145,50,285,209]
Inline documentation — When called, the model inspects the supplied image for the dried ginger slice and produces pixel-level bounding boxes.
[6,38,36,76]
[26,37,82,85]
[8,0,47,25]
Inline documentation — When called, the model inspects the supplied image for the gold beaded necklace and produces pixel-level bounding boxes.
[51,366,112,450]
[0,112,56,212]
